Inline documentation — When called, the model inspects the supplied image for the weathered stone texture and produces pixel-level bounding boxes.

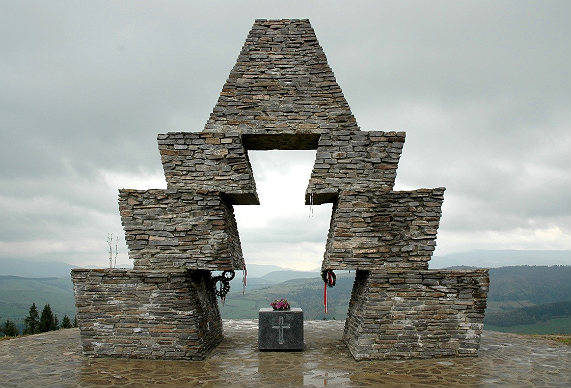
[204,19,359,136]
[158,132,258,205]
[306,131,406,204]
[119,189,244,271]
[322,188,445,270]
[71,269,222,360]
[344,269,489,360]
[71,18,489,362]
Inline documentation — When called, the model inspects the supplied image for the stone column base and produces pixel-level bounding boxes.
[71,268,222,360]
[344,268,489,360]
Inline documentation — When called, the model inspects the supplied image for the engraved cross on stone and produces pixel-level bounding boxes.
[272,316,291,344]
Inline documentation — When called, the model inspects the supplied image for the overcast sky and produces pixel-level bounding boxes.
[1,1,569,271]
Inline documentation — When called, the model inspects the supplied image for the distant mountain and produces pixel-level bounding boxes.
[485,301,570,327]
[228,267,322,290]
[2,259,569,335]
[0,258,133,278]
[0,275,76,331]
[242,263,296,278]
[261,270,319,282]
[488,265,570,305]
[219,266,571,335]
[0,258,77,278]
[221,272,356,320]
[2,250,568,278]
[431,249,570,268]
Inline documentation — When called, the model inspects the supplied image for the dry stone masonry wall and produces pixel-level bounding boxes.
[205,19,359,136]
[71,18,488,361]
[71,269,222,360]
[322,188,445,271]
[118,189,244,271]
[344,269,489,360]
[157,132,258,205]
[306,131,405,204]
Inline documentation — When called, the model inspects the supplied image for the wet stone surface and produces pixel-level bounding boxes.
[0,320,569,387]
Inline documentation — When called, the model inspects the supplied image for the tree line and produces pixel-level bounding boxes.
[1,303,77,338]
[484,300,571,327]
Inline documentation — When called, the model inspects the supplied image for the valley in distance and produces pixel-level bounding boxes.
[0,249,569,336]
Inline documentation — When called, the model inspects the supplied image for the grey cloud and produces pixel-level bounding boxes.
[0,1,568,268]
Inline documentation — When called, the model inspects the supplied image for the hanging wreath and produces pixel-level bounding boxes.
[212,270,235,299]
[321,269,336,287]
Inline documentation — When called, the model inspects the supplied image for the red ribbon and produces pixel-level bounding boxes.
[323,270,334,313]
[324,281,328,313]
[242,265,247,295]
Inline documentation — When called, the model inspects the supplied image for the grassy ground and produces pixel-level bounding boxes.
[0,335,18,342]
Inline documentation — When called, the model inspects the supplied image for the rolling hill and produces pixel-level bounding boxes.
[0,275,76,332]
[1,264,569,335]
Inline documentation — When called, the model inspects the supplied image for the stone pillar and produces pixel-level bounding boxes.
[72,269,222,360]
[343,269,489,360]
[307,131,490,360]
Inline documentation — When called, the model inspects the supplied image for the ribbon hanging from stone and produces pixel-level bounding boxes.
[242,265,247,295]
[321,270,336,313]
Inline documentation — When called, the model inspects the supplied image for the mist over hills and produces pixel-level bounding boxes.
[1,251,569,335]
[0,259,78,278]
[1,249,568,278]
[430,249,570,268]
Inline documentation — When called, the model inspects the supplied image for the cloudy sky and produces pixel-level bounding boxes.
[1,1,569,271]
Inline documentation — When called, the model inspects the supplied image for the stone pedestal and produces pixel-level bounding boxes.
[258,308,304,351]
[72,269,223,360]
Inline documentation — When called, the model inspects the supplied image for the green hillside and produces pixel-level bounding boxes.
[488,265,570,305]
[221,273,354,320]
[0,276,76,330]
[220,266,571,334]
[1,265,569,336]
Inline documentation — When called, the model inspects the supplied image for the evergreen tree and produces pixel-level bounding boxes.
[39,304,56,332]
[73,315,78,328]
[61,315,72,329]
[23,303,40,335]
[3,320,19,337]
[54,314,59,330]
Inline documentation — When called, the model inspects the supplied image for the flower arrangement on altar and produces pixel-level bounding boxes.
[270,298,290,310]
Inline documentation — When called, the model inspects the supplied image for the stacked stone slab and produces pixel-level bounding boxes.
[119,189,244,271]
[205,19,359,137]
[71,18,488,361]
[344,269,489,359]
[157,132,258,205]
[72,269,221,359]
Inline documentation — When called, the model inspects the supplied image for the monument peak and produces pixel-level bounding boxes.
[205,19,359,150]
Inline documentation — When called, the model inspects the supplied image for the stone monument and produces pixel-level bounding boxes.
[72,19,489,361]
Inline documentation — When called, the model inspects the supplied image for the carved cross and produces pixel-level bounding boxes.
[272,316,291,344]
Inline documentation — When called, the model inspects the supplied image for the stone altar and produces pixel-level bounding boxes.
[71,18,489,361]
[258,308,304,351]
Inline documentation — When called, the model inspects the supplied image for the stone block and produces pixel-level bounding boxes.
[306,131,406,204]
[343,269,489,360]
[204,20,359,136]
[119,189,244,271]
[71,269,222,360]
[258,308,304,351]
[322,188,445,271]
[158,132,258,205]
